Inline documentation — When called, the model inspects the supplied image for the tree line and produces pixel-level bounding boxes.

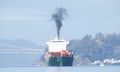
[68,32,120,64]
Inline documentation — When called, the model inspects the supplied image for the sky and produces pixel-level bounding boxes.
[0,0,120,45]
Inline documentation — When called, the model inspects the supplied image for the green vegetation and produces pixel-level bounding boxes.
[68,33,120,65]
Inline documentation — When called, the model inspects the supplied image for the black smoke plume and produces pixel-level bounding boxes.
[52,7,68,39]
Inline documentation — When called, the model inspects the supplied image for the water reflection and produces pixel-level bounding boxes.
[0,66,120,72]
[46,67,62,72]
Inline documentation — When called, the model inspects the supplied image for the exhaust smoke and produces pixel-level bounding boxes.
[52,7,68,39]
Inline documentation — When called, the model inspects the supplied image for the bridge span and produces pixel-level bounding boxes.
[0,43,45,54]
[0,49,44,54]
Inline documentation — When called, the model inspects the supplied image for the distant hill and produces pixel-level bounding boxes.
[0,39,45,49]
[0,39,46,66]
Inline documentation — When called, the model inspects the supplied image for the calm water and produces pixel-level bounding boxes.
[0,66,120,72]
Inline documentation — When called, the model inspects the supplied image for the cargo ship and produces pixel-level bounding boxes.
[45,7,73,66]
[45,37,74,66]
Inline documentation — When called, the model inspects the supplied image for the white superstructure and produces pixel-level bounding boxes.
[46,38,69,52]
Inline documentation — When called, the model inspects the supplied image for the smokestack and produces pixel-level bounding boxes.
[52,7,68,40]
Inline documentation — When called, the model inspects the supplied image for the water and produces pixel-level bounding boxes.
[0,66,120,72]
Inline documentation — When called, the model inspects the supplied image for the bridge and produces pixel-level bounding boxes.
[0,43,45,54]
[0,49,44,54]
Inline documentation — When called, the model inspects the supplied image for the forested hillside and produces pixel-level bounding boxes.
[68,33,120,65]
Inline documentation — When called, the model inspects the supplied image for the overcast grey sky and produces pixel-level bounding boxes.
[0,0,120,45]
